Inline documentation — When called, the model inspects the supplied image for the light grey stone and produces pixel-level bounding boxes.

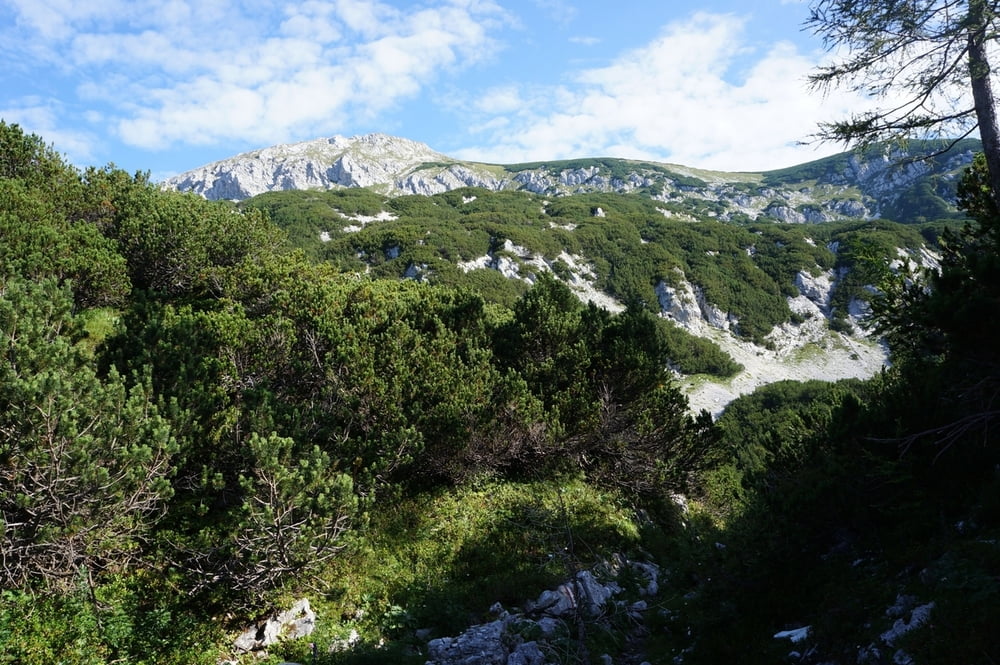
[233,598,316,653]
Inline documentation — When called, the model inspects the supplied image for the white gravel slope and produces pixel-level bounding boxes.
[679,324,889,417]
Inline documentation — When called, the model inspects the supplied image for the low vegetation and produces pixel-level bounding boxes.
[2,121,998,664]
[242,182,949,350]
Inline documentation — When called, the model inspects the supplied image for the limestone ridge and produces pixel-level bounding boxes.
[164,133,505,200]
[164,134,980,223]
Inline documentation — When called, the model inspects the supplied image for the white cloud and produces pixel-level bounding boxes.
[473,86,525,114]
[532,0,576,25]
[3,0,504,152]
[280,2,343,42]
[2,1,920,173]
[5,0,131,40]
[455,12,876,171]
[0,102,97,163]
[333,0,398,38]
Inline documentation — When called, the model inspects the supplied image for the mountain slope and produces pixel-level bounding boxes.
[162,134,974,413]
[239,185,950,414]
[165,133,980,224]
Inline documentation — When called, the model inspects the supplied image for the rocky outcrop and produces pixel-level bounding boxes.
[655,276,738,334]
[395,164,509,196]
[655,278,701,327]
[165,134,472,199]
[765,204,809,224]
[425,559,659,665]
[794,269,835,313]
[781,594,936,665]
[830,198,871,218]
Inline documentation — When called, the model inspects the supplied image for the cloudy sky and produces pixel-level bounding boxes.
[1,0,878,179]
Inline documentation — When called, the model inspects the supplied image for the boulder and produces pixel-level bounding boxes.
[233,598,316,653]
[528,570,620,619]
[424,560,660,665]
[426,617,510,665]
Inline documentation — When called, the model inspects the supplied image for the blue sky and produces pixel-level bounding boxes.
[1,0,877,180]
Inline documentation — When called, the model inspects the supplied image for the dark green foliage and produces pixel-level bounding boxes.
[747,223,835,295]
[714,379,866,493]
[174,432,357,601]
[495,274,597,418]
[0,279,175,587]
[9,125,998,665]
[868,152,1000,440]
[237,183,958,392]
[491,275,712,494]
[773,218,930,325]
[0,123,130,307]
[93,170,285,299]
[251,184,933,350]
[102,271,502,598]
[91,241,705,608]
[658,319,743,377]
[241,189,389,258]
[287,186,935,368]
[0,180,130,307]
[448,266,529,307]
[671,155,1000,664]
[0,120,78,195]
[641,218,795,343]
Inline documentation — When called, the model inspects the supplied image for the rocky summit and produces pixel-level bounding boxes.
[164,134,458,200]
[164,133,979,224]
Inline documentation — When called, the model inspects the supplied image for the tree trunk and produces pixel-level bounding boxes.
[967,0,1000,211]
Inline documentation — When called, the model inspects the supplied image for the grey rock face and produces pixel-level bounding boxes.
[831,198,871,217]
[165,133,457,199]
[655,277,738,333]
[526,570,620,619]
[427,619,509,665]
[765,205,808,224]
[794,270,835,312]
[655,280,701,326]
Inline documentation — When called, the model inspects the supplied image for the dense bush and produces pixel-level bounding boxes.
[664,153,1000,665]
[5,121,995,665]
[1,122,717,661]
[243,182,948,350]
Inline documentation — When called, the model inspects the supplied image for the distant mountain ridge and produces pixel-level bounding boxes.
[164,133,981,224]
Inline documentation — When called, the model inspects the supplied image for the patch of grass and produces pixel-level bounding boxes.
[75,307,120,356]
[314,476,643,653]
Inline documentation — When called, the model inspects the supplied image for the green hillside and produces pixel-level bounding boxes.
[2,121,998,665]
[242,186,944,346]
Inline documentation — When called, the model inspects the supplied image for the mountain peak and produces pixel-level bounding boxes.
[164,133,453,200]
[228,132,445,162]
